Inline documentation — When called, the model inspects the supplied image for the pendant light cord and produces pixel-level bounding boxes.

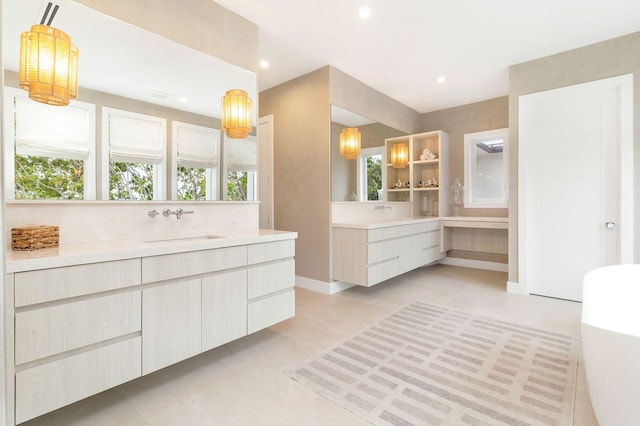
[39,2,59,26]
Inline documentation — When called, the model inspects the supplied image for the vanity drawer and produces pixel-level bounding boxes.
[15,290,141,365]
[142,245,247,283]
[15,336,141,424]
[247,259,295,299]
[368,221,438,242]
[248,289,295,334]
[14,258,141,307]
[248,239,295,265]
[367,256,401,286]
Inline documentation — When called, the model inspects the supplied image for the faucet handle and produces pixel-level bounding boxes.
[148,209,160,217]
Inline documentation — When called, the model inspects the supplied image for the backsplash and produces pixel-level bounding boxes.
[331,202,413,223]
[5,201,259,246]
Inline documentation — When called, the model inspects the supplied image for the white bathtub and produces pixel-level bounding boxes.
[582,264,640,426]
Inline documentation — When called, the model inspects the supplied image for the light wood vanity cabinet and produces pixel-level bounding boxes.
[13,259,143,424]
[142,278,202,374]
[202,269,248,351]
[332,220,443,287]
[10,235,296,424]
[247,240,296,333]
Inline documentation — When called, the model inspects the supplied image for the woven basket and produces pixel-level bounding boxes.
[11,225,60,251]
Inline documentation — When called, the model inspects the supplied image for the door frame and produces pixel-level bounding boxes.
[258,114,274,229]
[517,74,634,296]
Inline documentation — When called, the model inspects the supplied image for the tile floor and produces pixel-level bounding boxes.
[23,265,597,425]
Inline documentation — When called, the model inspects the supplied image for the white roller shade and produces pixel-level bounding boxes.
[14,95,90,160]
[107,111,165,164]
[176,123,219,168]
[226,135,256,171]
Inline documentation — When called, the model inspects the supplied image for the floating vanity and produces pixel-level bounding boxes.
[332,217,443,286]
[6,229,297,424]
[331,215,509,286]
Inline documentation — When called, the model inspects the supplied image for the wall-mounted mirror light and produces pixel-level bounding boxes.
[463,128,508,208]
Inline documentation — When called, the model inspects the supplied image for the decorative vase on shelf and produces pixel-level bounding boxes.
[449,178,465,216]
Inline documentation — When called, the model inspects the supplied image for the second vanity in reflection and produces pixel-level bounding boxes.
[7,229,296,424]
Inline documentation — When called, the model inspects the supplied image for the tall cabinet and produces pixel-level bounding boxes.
[385,130,449,217]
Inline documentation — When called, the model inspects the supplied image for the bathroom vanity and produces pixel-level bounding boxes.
[332,217,443,286]
[6,229,296,424]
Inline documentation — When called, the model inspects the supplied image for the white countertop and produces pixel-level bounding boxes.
[6,228,298,273]
[332,216,508,230]
[332,216,440,230]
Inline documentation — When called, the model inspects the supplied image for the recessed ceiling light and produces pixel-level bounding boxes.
[358,6,371,19]
[179,97,188,103]
[437,76,446,83]
[259,60,269,69]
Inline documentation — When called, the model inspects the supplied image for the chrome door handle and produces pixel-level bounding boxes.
[605,222,616,229]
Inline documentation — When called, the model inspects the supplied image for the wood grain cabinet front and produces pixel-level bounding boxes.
[10,236,297,424]
[202,269,248,351]
[13,259,143,424]
[332,221,443,287]
[142,278,202,375]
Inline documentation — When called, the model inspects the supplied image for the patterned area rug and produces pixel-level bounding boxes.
[286,301,579,426]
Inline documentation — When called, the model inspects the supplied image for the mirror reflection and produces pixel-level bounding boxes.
[463,128,508,208]
[2,0,257,201]
[331,105,407,201]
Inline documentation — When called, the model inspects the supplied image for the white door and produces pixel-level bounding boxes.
[519,75,633,301]
[258,115,274,229]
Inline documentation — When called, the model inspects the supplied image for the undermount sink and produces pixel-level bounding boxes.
[143,235,224,243]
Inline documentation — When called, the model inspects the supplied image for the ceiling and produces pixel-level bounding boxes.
[214,0,640,114]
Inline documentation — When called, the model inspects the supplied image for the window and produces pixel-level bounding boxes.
[172,121,220,201]
[463,128,508,208]
[225,135,257,201]
[3,87,96,200]
[102,108,166,200]
[357,147,384,201]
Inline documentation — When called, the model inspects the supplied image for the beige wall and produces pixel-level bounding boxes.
[330,67,421,134]
[508,31,640,283]
[420,97,509,218]
[75,0,258,72]
[260,67,332,282]
[261,66,423,285]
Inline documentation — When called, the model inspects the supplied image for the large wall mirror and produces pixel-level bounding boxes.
[463,128,508,208]
[2,0,257,202]
[331,105,407,202]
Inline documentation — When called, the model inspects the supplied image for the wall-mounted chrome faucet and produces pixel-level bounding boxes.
[163,208,194,219]
[374,205,392,210]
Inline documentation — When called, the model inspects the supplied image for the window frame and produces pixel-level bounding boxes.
[463,127,508,209]
[3,86,96,200]
[356,146,385,202]
[101,107,167,201]
[171,121,220,201]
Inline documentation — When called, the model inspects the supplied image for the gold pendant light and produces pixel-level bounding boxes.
[19,24,78,106]
[339,127,361,160]
[390,143,409,168]
[222,89,252,139]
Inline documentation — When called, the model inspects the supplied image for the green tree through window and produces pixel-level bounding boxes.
[15,154,84,200]
[366,154,382,200]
